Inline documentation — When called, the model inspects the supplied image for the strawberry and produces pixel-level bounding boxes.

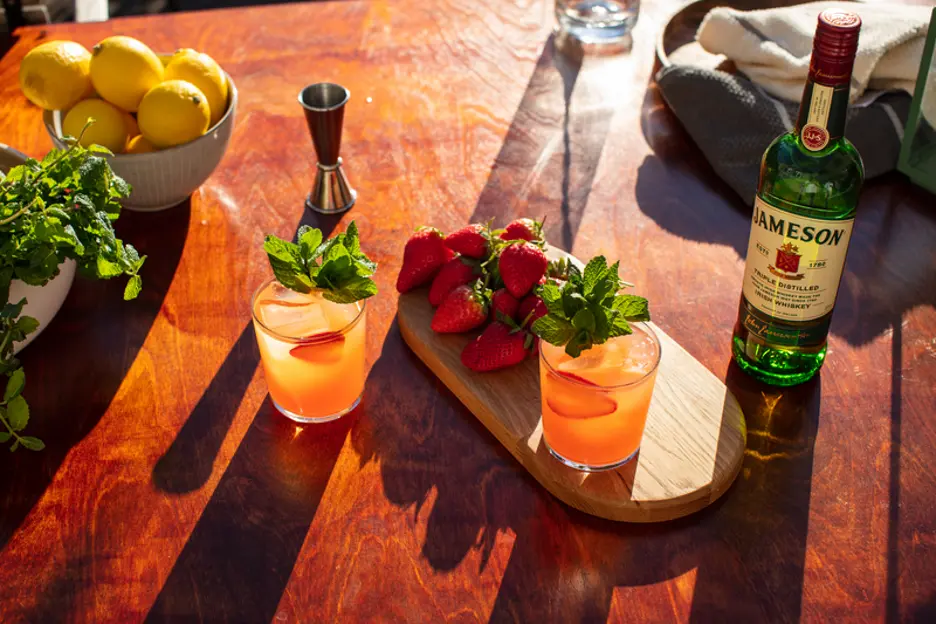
[461,321,532,372]
[396,227,454,293]
[445,224,489,259]
[490,288,520,322]
[517,294,548,327]
[428,257,478,306]
[500,218,543,242]
[498,242,548,298]
[431,284,489,333]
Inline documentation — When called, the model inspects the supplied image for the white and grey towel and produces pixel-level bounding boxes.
[697,2,931,102]
[656,3,928,204]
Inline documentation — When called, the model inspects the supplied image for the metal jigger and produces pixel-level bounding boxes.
[299,83,357,214]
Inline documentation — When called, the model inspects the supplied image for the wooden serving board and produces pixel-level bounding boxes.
[398,248,746,522]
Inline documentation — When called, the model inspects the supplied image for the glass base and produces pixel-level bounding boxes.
[546,440,639,472]
[556,1,638,44]
[272,392,361,424]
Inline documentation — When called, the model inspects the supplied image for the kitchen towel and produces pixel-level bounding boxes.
[696,2,931,102]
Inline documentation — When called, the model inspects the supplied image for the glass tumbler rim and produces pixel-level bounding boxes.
[539,321,662,390]
[250,277,367,344]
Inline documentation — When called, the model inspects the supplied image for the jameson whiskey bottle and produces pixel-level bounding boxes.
[732,10,864,386]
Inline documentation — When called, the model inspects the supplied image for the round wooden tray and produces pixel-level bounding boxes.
[397,247,746,523]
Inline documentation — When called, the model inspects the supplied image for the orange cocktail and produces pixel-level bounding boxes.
[252,279,366,423]
[539,322,661,471]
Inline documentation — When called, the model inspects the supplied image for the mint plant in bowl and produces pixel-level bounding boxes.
[0,125,145,451]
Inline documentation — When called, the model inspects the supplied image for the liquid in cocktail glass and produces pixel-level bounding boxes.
[252,279,366,423]
[539,322,661,471]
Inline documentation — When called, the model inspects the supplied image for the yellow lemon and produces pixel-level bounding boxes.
[137,80,210,148]
[126,135,157,154]
[90,36,164,112]
[62,98,129,153]
[123,112,139,138]
[164,49,228,127]
[19,40,93,110]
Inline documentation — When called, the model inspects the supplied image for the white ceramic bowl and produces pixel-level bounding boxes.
[43,72,238,212]
[1,144,77,354]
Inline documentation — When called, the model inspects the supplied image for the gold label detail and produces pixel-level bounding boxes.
[741,197,854,322]
[801,83,834,151]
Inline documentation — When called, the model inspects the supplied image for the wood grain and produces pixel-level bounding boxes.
[0,0,933,622]
[398,247,745,522]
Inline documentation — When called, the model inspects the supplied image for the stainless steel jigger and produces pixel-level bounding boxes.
[299,83,357,214]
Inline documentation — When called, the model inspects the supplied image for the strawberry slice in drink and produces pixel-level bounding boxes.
[289,331,346,364]
[544,371,618,419]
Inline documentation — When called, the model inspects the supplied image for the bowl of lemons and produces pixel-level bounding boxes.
[21,36,237,211]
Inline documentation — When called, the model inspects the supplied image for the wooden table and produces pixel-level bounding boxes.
[1,1,935,621]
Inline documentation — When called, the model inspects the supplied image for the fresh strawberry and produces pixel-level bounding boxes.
[498,242,548,298]
[461,321,532,372]
[445,224,489,259]
[490,288,520,322]
[396,227,454,293]
[431,284,489,333]
[428,257,478,306]
[517,294,548,327]
[500,218,543,242]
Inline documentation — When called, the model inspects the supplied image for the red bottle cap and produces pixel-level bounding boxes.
[808,10,862,86]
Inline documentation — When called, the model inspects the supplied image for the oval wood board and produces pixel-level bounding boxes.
[397,247,746,522]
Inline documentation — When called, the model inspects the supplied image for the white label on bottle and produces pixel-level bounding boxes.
[741,197,854,322]
[801,83,834,151]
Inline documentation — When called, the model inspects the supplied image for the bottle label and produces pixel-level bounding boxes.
[741,197,854,324]
[797,81,849,151]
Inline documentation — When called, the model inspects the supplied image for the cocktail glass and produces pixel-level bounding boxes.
[539,322,661,471]
[251,279,367,423]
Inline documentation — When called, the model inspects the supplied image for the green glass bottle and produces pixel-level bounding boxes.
[732,9,864,386]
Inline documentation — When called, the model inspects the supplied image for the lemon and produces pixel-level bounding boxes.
[19,40,93,110]
[137,80,210,148]
[62,98,130,153]
[164,49,228,127]
[126,135,157,154]
[90,36,164,112]
[123,112,139,138]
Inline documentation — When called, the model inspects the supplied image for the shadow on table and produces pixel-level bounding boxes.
[150,207,346,494]
[146,398,354,623]
[352,322,821,621]
[0,200,190,551]
[469,33,622,250]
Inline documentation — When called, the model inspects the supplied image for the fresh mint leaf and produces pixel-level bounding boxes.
[531,315,575,346]
[14,316,39,336]
[124,274,142,300]
[613,294,650,322]
[322,275,378,304]
[297,226,323,265]
[583,256,608,296]
[4,368,25,402]
[608,315,634,338]
[19,436,44,451]
[572,308,595,332]
[0,432,9,444]
[538,282,563,315]
[6,395,28,431]
[1,299,26,319]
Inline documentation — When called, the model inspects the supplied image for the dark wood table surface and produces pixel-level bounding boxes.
[1,0,935,621]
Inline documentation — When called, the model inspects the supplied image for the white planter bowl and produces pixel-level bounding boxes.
[43,72,238,212]
[1,144,77,355]
[9,260,77,355]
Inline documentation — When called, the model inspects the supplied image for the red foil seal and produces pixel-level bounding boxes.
[808,10,861,87]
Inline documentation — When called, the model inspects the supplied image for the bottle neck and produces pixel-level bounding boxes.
[795,36,855,152]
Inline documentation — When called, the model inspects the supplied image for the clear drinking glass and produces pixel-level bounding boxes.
[539,322,661,471]
[252,279,367,423]
[555,0,639,43]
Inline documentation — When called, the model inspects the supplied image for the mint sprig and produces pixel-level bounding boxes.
[263,221,378,304]
[0,121,143,451]
[530,255,649,358]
